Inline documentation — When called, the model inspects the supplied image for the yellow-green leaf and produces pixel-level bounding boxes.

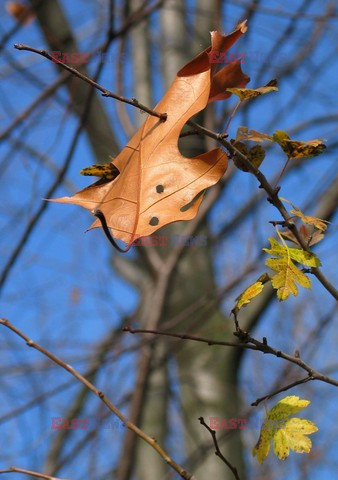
[253,396,318,464]
[273,131,326,159]
[234,280,266,311]
[273,418,318,460]
[252,426,272,464]
[80,162,119,181]
[264,238,313,300]
[273,130,290,143]
[263,237,321,268]
[248,145,265,168]
[268,396,310,420]
[227,83,278,100]
[273,429,290,460]
[266,257,311,300]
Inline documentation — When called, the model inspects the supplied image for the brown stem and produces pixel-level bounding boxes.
[13,42,336,301]
[274,156,291,187]
[0,466,69,479]
[186,124,338,301]
[224,99,242,133]
[251,375,314,406]
[198,417,240,480]
[14,43,167,122]
[123,327,338,388]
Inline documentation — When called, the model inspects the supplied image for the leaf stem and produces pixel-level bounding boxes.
[224,99,242,133]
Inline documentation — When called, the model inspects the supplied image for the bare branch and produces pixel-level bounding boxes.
[198,417,240,480]
[0,318,194,480]
[14,43,167,122]
[0,73,69,143]
[197,133,338,301]
[251,375,314,407]
[0,466,70,480]
[123,327,338,388]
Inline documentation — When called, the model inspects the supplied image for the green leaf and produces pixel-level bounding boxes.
[273,418,318,460]
[266,257,311,300]
[233,279,267,311]
[263,237,321,268]
[268,396,310,419]
[253,396,318,463]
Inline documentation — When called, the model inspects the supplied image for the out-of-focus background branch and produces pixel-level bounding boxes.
[0,1,337,480]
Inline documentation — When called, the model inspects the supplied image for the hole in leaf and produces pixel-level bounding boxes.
[180,190,205,212]
[149,217,159,226]
[156,185,164,193]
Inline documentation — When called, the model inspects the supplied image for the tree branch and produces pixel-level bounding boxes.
[0,466,69,480]
[0,319,195,480]
[123,327,338,388]
[198,417,240,480]
[189,127,338,301]
[13,43,337,301]
[251,375,314,407]
[14,43,167,122]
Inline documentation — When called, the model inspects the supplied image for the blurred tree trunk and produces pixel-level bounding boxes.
[30,0,119,159]
[2,1,337,479]
[30,0,251,477]
[28,1,296,479]
[130,1,247,479]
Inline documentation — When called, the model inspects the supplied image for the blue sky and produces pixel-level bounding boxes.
[0,1,337,479]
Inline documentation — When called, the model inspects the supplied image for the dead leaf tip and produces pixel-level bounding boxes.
[237,19,248,32]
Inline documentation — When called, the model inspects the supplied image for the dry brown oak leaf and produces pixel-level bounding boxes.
[53,22,249,247]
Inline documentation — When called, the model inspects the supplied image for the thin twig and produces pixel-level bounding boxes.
[123,327,338,388]
[224,99,242,133]
[235,329,338,387]
[14,43,167,122]
[0,466,69,479]
[274,157,291,187]
[186,125,338,301]
[123,326,257,349]
[251,375,314,406]
[198,417,240,480]
[13,43,337,300]
[0,73,69,142]
[0,319,194,480]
